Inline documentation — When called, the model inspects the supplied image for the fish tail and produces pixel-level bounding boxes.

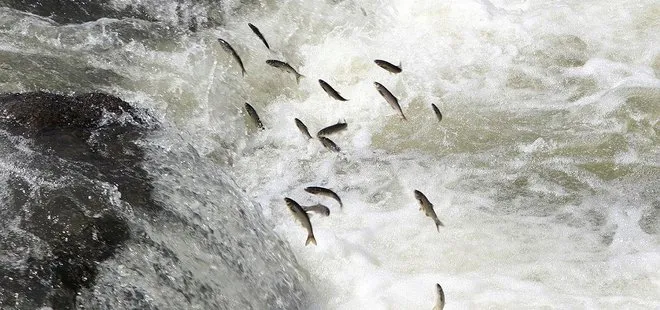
[435,219,444,231]
[296,74,304,84]
[306,234,317,246]
[402,113,408,121]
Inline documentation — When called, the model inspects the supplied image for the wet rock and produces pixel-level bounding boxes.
[0,91,155,309]
[0,0,224,30]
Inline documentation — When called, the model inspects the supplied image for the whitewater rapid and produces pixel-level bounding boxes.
[217,0,660,308]
[1,0,659,308]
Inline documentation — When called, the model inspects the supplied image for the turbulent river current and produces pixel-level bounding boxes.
[0,0,659,309]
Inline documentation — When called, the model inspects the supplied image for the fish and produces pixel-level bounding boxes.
[317,121,347,137]
[304,186,342,208]
[266,60,304,84]
[431,104,442,122]
[294,118,313,139]
[284,197,317,246]
[217,38,246,76]
[302,203,331,217]
[248,23,270,50]
[244,102,264,130]
[319,79,349,101]
[319,136,341,152]
[432,283,445,310]
[414,190,443,231]
[374,82,407,120]
[374,59,402,74]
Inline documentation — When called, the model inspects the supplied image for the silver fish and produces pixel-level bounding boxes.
[244,102,264,130]
[302,203,331,217]
[414,190,443,231]
[284,197,317,246]
[432,283,445,310]
[217,38,246,76]
[317,121,347,137]
[374,59,402,74]
[319,136,341,152]
[431,104,442,122]
[294,118,313,139]
[304,186,342,209]
[319,79,349,101]
[248,23,270,50]
[266,60,304,84]
[374,82,407,120]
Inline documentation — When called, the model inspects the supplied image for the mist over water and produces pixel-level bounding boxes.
[1,0,659,309]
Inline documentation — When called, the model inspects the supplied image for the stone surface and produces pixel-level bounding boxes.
[0,92,155,309]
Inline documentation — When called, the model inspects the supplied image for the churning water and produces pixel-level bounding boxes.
[0,0,659,309]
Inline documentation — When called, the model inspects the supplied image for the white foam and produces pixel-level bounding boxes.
[4,0,659,308]
[214,0,660,308]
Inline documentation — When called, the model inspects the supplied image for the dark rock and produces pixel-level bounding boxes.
[0,0,144,24]
[0,91,310,309]
[0,92,143,136]
[0,91,156,309]
[0,0,224,31]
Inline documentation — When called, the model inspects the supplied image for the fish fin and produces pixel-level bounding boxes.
[306,235,317,246]
[242,69,247,77]
[399,61,402,70]
[401,113,408,121]
[296,74,304,84]
[435,219,444,231]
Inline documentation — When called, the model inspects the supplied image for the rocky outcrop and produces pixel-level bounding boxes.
[0,0,224,31]
[0,91,310,310]
[0,92,156,309]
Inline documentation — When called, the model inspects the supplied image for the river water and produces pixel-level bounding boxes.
[0,0,659,309]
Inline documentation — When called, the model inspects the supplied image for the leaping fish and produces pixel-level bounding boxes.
[374,82,407,120]
[319,79,349,101]
[414,190,443,231]
[244,102,264,130]
[304,186,343,209]
[217,38,246,76]
[248,23,270,50]
[302,203,331,217]
[431,104,442,122]
[294,118,313,139]
[266,60,304,84]
[319,136,341,152]
[284,197,317,246]
[317,121,347,137]
[432,283,445,310]
[374,59,402,74]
